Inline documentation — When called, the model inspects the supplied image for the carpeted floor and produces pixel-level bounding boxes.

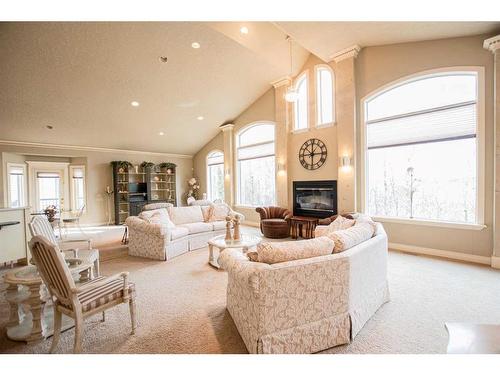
[1,234,500,354]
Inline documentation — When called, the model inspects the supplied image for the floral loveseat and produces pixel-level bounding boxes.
[218,222,389,354]
[125,203,244,261]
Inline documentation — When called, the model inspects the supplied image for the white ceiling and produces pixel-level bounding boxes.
[276,22,500,61]
[0,22,308,155]
[1,22,498,156]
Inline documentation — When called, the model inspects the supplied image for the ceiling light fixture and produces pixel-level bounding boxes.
[46,125,54,130]
[191,42,200,49]
[159,131,165,136]
[197,116,204,120]
[240,26,249,34]
[284,36,299,103]
[159,56,168,63]
[131,101,140,107]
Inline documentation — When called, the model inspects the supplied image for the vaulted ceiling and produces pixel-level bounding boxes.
[1,21,498,155]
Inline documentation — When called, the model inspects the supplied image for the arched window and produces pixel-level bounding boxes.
[293,73,308,131]
[363,69,483,224]
[206,150,224,201]
[236,123,276,206]
[316,66,334,126]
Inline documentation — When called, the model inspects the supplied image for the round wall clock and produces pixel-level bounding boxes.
[299,138,327,170]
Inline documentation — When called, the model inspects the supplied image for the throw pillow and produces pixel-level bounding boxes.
[200,206,213,222]
[327,215,355,232]
[209,203,232,222]
[250,237,335,264]
[325,222,375,253]
[139,208,175,229]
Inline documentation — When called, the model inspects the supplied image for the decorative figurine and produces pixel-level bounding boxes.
[233,216,241,241]
[225,216,233,241]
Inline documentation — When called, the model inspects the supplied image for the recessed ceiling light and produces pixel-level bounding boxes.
[46,125,54,130]
[159,56,168,63]
[159,131,165,136]
[197,116,204,121]
[131,101,140,107]
[240,26,249,35]
[191,42,200,49]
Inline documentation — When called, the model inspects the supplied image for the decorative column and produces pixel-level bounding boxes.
[220,124,235,206]
[331,45,360,214]
[271,77,291,209]
[484,35,500,268]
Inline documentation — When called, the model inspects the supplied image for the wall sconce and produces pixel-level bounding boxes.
[277,162,286,176]
[225,168,231,178]
[339,156,352,170]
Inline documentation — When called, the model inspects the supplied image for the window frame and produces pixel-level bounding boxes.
[292,71,309,133]
[359,66,486,230]
[235,121,277,208]
[206,150,225,202]
[315,64,336,128]
[6,163,27,208]
[69,165,87,213]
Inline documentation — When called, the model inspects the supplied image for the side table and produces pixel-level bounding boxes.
[208,234,261,269]
[290,216,320,239]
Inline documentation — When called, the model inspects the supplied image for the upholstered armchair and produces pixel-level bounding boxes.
[29,235,136,353]
[255,206,292,239]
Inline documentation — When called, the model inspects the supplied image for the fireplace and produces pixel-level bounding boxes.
[293,180,337,218]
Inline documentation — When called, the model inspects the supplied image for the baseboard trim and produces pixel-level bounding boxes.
[389,242,492,266]
[491,256,500,269]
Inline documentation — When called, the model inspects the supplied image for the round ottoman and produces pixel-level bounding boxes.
[261,218,290,239]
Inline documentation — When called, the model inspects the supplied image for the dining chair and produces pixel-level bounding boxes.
[62,204,86,237]
[29,235,137,353]
[28,215,100,277]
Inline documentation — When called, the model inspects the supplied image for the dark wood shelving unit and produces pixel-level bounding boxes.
[111,163,177,224]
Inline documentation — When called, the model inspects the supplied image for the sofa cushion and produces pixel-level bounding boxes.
[170,226,189,240]
[139,208,175,229]
[201,206,212,222]
[325,222,375,253]
[179,222,213,234]
[208,203,232,222]
[212,220,226,231]
[248,237,335,264]
[262,218,288,225]
[143,202,173,211]
[326,215,355,232]
[168,206,204,225]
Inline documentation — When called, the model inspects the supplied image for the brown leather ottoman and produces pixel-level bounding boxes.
[261,218,290,239]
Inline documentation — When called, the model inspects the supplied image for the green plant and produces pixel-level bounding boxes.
[158,162,177,169]
[110,161,133,170]
[140,161,155,169]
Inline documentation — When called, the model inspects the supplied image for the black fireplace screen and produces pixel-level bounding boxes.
[293,180,337,218]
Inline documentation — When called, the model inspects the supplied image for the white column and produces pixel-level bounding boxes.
[271,77,291,209]
[332,45,360,214]
[220,124,235,206]
[484,35,500,268]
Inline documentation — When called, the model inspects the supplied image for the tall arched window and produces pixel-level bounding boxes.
[364,69,483,224]
[293,73,308,131]
[206,150,224,201]
[236,122,276,206]
[316,65,334,126]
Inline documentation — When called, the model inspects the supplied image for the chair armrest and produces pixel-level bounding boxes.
[65,258,83,266]
[71,272,129,294]
[229,208,245,221]
[125,216,170,238]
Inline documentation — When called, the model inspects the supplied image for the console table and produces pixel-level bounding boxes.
[290,216,320,239]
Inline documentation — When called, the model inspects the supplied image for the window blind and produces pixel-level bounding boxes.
[367,102,476,149]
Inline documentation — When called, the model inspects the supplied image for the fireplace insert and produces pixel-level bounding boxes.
[293,180,337,218]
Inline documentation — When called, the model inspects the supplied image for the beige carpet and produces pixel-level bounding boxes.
[1,241,500,354]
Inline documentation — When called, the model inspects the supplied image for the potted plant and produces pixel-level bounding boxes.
[185,177,200,201]
[110,161,133,173]
[43,205,58,222]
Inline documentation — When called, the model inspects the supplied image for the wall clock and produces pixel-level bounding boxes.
[299,138,327,170]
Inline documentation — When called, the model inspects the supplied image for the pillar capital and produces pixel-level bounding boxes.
[270,76,292,89]
[219,123,234,133]
[329,45,361,63]
[483,35,500,54]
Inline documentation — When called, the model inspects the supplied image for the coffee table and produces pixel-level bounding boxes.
[3,261,92,343]
[208,234,261,269]
[290,216,320,239]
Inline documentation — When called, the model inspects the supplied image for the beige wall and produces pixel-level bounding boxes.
[355,34,495,257]
[0,144,193,225]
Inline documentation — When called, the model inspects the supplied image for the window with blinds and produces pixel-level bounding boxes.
[237,123,276,206]
[365,72,479,224]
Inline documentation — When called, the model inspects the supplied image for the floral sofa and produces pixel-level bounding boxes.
[218,222,389,354]
[125,203,244,261]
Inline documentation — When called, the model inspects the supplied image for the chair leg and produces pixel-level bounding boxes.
[94,259,100,277]
[73,312,84,354]
[129,297,137,335]
[50,306,62,354]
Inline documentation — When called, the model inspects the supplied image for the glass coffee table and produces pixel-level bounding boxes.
[208,234,261,269]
